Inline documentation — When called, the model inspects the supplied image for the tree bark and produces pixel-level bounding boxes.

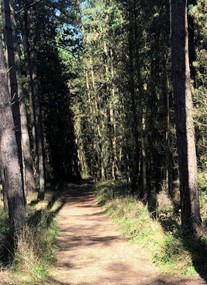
[0,40,25,229]
[22,1,45,196]
[3,0,24,191]
[171,0,202,235]
[3,0,36,195]
[128,12,140,195]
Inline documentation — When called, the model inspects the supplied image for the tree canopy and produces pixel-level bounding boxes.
[0,0,206,234]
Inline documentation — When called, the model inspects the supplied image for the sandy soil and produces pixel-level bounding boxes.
[48,188,206,285]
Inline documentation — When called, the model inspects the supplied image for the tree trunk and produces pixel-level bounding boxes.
[170,0,202,235]
[3,0,24,192]
[128,13,140,195]
[109,49,119,179]
[89,55,105,180]
[0,155,8,210]
[0,40,25,229]
[4,0,36,195]
[22,2,45,197]
[103,42,118,180]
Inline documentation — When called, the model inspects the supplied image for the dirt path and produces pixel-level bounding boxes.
[48,187,206,285]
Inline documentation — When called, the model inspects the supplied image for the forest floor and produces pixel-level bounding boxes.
[47,186,206,285]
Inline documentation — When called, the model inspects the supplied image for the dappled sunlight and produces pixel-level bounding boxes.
[48,186,206,285]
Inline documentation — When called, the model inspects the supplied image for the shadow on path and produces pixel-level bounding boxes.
[47,183,206,285]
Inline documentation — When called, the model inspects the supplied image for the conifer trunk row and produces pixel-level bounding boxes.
[0,40,25,228]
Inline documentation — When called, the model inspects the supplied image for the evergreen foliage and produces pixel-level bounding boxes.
[0,0,207,280]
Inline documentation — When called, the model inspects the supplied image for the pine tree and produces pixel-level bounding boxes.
[3,0,36,195]
[170,0,202,235]
[0,39,25,229]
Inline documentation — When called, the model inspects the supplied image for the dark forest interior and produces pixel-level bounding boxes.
[0,0,207,283]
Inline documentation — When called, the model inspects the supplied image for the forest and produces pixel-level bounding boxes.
[0,0,207,284]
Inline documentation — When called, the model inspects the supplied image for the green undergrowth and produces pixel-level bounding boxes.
[0,188,63,285]
[95,180,206,276]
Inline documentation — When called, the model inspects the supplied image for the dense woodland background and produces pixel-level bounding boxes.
[0,0,207,240]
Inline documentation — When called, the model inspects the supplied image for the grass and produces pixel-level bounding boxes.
[0,188,63,285]
[1,178,206,283]
[95,180,207,277]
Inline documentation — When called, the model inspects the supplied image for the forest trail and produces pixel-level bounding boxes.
[48,186,206,285]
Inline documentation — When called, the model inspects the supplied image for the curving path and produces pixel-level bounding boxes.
[48,187,206,285]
